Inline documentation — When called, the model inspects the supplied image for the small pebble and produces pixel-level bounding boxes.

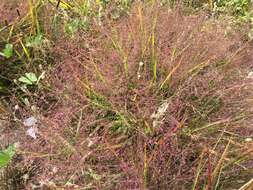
[26,127,38,139]
[245,137,252,142]
[247,71,253,78]
[23,116,37,127]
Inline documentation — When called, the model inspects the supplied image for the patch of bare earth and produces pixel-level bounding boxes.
[0,0,28,26]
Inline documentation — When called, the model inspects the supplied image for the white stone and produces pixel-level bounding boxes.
[245,138,252,142]
[23,116,37,127]
[247,71,253,78]
[26,127,38,139]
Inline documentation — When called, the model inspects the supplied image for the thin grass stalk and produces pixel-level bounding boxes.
[211,139,231,185]
[192,149,206,190]
[151,9,158,82]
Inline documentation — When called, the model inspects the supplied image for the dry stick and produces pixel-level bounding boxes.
[56,0,61,9]
[75,108,84,140]
[238,178,253,190]
[16,9,21,17]
[18,150,59,158]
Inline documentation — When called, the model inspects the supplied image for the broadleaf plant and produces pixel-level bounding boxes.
[0,44,13,58]
[18,73,38,85]
[0,144,15,168]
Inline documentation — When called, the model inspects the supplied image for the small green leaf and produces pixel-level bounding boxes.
[25,73,38,82]
[18,76,33,85]
[0,144,15,168]
[18,72,38,85]
[0,44,13,58]
[4,144,15,157]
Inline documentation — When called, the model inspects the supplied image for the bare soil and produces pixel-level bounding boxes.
[0,0,28,26]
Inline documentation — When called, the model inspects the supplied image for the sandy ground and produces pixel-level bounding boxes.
[0,0,28,26]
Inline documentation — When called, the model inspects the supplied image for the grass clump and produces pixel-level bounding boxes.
[0,0,253,189]
[38,3,252,189]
